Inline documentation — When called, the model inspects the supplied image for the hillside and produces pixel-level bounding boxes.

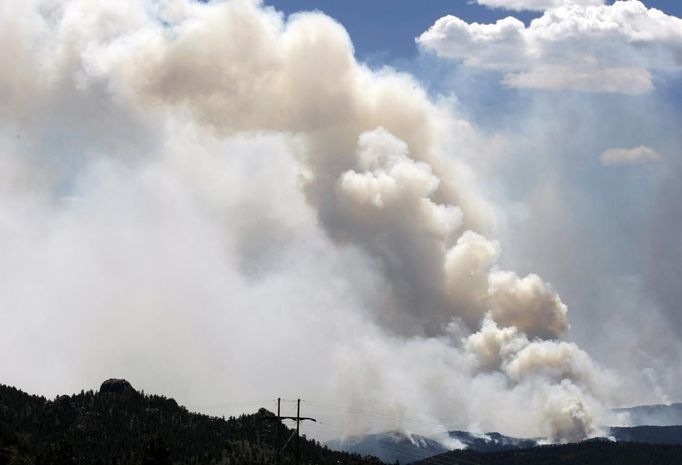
[4,380,682,465]
[325,423,682,464]
[445,430,538,451]
[412,440,682,465]
[326,430,539,464]
[0,380,382,465]
[326,432,447,464]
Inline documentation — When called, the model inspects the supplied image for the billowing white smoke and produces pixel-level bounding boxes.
[0,0,619,442]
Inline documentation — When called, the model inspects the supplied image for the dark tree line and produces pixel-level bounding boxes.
[413,438,682,465]
[0,381,382,465]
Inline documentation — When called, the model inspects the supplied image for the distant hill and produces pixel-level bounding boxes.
[0,380,382,465]
[326,432,448,464]
[412,439,682,465]
[326,430,538,464]
[612,403,682,427]
[326,422,682,464]
[445,430,538,451]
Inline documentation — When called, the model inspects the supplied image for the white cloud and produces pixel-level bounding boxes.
[476,0,603,12]
[418,1,682,94]
[600,145,662,166]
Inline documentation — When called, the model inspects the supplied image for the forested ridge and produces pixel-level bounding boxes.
[0,380,381,465]
[3,379,682,465]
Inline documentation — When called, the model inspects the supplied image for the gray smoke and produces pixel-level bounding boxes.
[0,0,621,442]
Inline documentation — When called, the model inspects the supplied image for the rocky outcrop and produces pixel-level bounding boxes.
[99,378,136,395]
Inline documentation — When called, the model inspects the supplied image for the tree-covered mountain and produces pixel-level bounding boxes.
[412,439,682,465]
[326,431,448,464]
[0,379,382,465]
[445,430,538,452]
[325,424,682,464]
[325,430,539,464]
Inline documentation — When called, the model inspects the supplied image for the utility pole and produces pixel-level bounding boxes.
[265,398,316,465]
[277,398,281,465]
[296,399,301,465]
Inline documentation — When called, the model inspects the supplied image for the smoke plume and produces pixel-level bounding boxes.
[0,0,620,442]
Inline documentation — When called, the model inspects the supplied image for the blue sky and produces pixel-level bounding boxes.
[267,0,539,61]
[267,1,682,61]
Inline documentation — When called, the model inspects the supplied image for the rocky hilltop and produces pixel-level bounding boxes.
[0,380,381,465]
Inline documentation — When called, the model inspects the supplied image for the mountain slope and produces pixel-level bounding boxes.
[445,430,537,451]
[327,423,682,464]
[326,430,539,464]
[326,432,447,464]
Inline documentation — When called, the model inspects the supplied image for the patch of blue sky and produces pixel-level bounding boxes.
[265,0,540,62]
[266,1,682,63]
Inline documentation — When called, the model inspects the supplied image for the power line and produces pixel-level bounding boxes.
[190,397,449,430]
[303,399,450,429]
[191,397,488,465]
[189,399,275,410]
[261,397,316,465]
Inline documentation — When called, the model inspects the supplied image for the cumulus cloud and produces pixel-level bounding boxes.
[0,0,620,443]
[476,0,603,12]
[418,1,682,94]
[600,145,662,166]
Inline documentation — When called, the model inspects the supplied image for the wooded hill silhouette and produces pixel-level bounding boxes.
[0,380,381,465]
[3,379,682,465]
